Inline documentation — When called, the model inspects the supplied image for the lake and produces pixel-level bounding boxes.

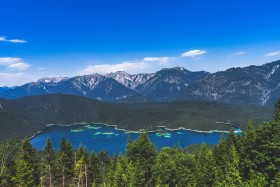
[30,123,239,155]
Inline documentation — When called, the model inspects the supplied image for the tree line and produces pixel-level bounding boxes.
[1,101,280,186]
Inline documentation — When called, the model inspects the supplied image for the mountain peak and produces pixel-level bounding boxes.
[37,76,69,83]
[159,67,187,72]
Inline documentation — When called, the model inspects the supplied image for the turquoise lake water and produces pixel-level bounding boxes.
[30,123,237,155]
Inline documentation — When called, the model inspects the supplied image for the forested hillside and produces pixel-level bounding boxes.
[1,100,280,186]
[0,94,272,141]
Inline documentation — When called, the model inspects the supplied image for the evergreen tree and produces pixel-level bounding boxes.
[13,138,39,187]
[219,145,242,186]
[132,161,145,187]
[273,171,280,186]
[97,151,111,186]
[126,131,157,186]
[273,98,280,121]
[88,151,99,186]
[0,139,18,186]
[243,171,268,187]
[41,138,56,187]
[112,156,128,187]
[195,144,217,186]
[107,154,117,186]
[238,121,257,180]
[213,136,228,182]
[253,121,280,183]
[56,138,74,187]
[153,147,177,186]
[72,145,89,187]
[153,147,196,186]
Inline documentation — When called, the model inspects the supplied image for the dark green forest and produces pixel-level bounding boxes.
[0,94,272,141]
[1,100,280,186]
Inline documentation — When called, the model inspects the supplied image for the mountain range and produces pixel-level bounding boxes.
[1,60,280,106]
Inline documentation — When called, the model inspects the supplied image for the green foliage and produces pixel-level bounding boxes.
[0,94,272,141]
[0,139,18,186]
[244,171,268,187]
[72,145,89,186]
[126,131,157,186]
[41,138,56,187]
[273,98,280,121]
[13,138,39,187]
[56,137,74,186]
[253,121,280,182]
[153,147,196,186]
[195,144,217,186]
[1,98,280,186]
[238,121,257,180]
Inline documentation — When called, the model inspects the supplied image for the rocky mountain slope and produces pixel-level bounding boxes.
[1,60,280,105]
[180,60,280,105]
[0,74,136,101]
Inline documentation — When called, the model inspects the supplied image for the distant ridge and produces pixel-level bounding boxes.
[1,60,280,105]
[0,94,272,141]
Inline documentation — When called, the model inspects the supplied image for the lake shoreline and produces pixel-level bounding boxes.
[30,121,240,140]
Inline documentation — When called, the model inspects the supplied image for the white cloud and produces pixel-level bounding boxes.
[181,49,207,57]
[79,56,177,75]
[8,62,31,71]
[0,72,34,86]
[0,57,22,65]
[0,36,27,43]
[227,51,247,57]
[80,61,150,75]
[143,56,174,65]
[0,57,31,71]
[264,51,280,57]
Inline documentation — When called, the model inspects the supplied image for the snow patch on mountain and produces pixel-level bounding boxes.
[265,65,279,80]
[37,77,69,83]
[106,71,155,89]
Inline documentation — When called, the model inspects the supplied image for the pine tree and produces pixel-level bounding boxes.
[195,144,217,186]
[72,145,89,187]
[13,138,39,187]
[244,171,268,187]
[88,151,99,186]
[56,138,74,187]
[220,145,242,186]
[112,156,128,187]
[41,138,56,187]
[153,147,176,186]
[253,121,280,183]
[126,131,157,186]
[0,139,18,186]
[238,121,257,180]
[213,136,228,182]
[273,98,280,121]
[97,151,111,186]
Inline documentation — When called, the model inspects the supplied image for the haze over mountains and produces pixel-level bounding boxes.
[1,60,280,106]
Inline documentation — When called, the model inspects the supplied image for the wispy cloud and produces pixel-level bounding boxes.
[79,56,176,75]
[227,51,247,57]
[0,57,22,65]
[264,51,280,57]
[8,63,31,71]
[80,61,150,75]
[0,36,27,43]
[143,57,175,65]
[181,49,207,57]
[0,72,34,86]
[0,57,31,71]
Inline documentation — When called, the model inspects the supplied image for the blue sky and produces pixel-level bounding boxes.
[0,0,280,86]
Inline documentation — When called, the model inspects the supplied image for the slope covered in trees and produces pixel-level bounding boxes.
[0,94,272,141]
[1,99,280,186]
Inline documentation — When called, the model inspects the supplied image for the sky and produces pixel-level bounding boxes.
[0,0,280,86]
